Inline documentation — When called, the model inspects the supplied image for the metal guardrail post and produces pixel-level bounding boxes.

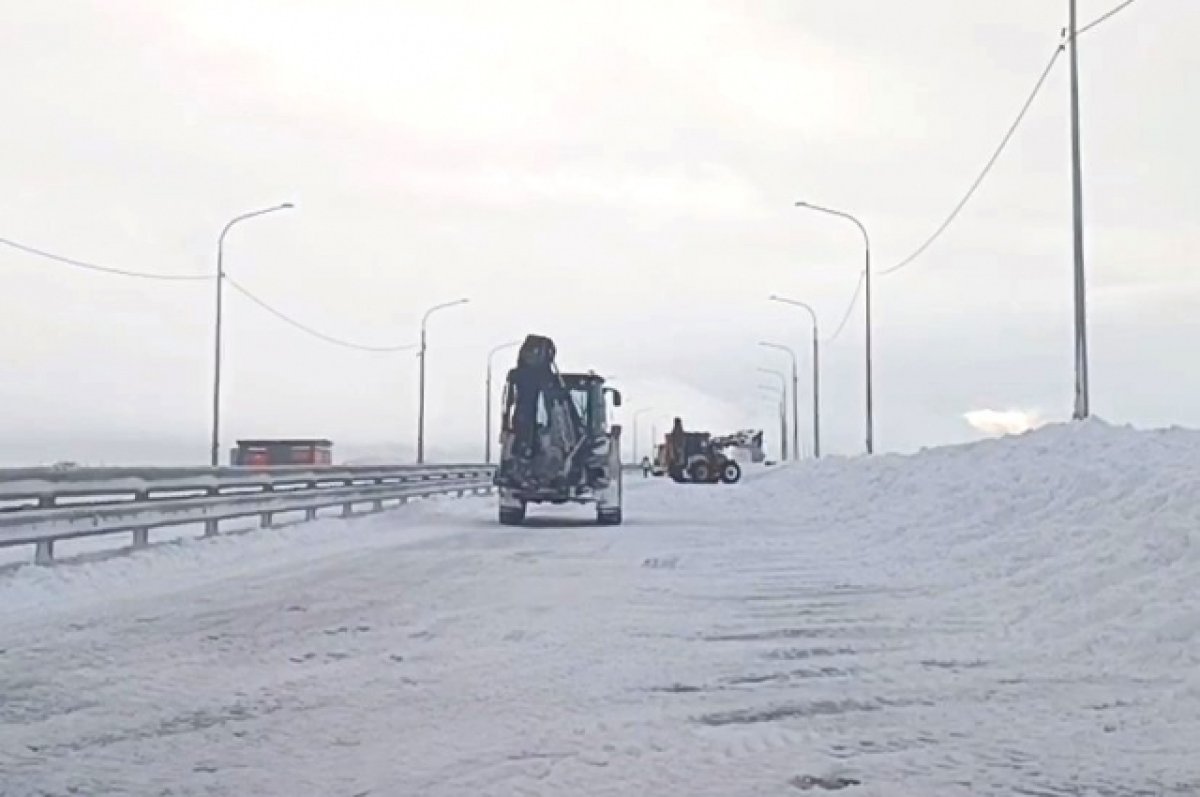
[36,540,54,565]
[133,528,150,549]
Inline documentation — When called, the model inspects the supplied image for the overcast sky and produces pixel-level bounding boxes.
[2,0,1196,465]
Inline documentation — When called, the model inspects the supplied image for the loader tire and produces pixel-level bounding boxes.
[719,460,742,484]
[689,460,712,483]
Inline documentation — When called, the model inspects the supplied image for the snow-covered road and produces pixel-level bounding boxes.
[3,421,1199,796]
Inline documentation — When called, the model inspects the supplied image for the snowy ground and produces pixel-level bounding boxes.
[2,420,1199,796]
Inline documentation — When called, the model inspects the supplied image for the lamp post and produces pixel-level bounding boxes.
[759,341,800,460]
[769,295,821,458]
[1067,0,1090,420]
[210,202,294,467]
[485,340,521,464]
[632,407,654,464]
[795,200,873,454]
[650,416,667,457]
[417,298,469,464]
[757,368,789,461]
[758,385,786,462]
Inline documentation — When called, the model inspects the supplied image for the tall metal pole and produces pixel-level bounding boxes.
[795,201,872,453]
[769,296,821,458]
[759,342,800,459]
[418,325,426,462]
[212,243,225,468]
[811,331,821,459]
[1068,0,1090,420]
[485,341,520,464]
[758,385,786,461]
[785,348,800,460]
[632,407,654,464]
[757,369,789,461]
[210,202,294,467]
[417,298,469,464]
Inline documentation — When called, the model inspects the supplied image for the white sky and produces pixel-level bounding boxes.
[2,0,1197,464]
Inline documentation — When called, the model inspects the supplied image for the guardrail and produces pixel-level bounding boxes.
[0,464,495,565]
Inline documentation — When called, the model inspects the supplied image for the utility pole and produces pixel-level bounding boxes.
[485,341,520,464]
[632,407,654,464]
[795,202,872,453]
[1068,0,1090,420]
[759,342,801,459]
[417,298,469,464]
[757,369,789,461]
[210,203,294,467]
[758,386,787,462]
[769,296,823,458]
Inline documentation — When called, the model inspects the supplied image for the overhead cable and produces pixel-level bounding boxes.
[0,236,210,281]
[225,276,416,353]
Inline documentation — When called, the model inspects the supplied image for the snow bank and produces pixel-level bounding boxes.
[735,419,1200,658]
[614,419,1200,793]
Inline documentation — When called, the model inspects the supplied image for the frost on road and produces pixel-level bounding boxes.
[2,421,1199,796]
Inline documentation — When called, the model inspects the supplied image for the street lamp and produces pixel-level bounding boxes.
[757,368,789,461]
[1067,0,1090,420]
[769,295,821,458]
[485,340,520,464]
[758,385,787,462]
[417,298,469,464]
[795,200,873,454]
[650,415,669,458]
[759,341,800,460]
[632,407,654,464]
[210,202,294,467]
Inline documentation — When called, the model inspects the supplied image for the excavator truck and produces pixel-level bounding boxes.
[493,334,624,525]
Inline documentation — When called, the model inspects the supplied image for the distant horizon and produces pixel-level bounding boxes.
[0,433,475,468]
[4,414,1192,469]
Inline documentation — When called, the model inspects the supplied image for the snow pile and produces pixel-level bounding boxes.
[601,419,1200,793]
[741,418,1200,658]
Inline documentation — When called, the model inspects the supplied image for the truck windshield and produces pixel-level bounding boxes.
[569,389,588,424]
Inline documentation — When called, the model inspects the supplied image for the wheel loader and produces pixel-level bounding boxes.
[493,334,623,525]
[661,418,743,484]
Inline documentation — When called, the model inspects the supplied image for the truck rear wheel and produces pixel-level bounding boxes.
[597,507,623,526]
[499,504,526,526]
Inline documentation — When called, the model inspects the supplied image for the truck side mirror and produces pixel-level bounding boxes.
[608,388,622,407]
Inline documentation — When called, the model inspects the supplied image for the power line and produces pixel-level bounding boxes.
[1078,0,1140,37]
[827,270,865,343]
[878,0,1141,278]
[0,236,211,281]
[225,276,416,353]
[2,233,415,352]
[879,45,1063,277]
